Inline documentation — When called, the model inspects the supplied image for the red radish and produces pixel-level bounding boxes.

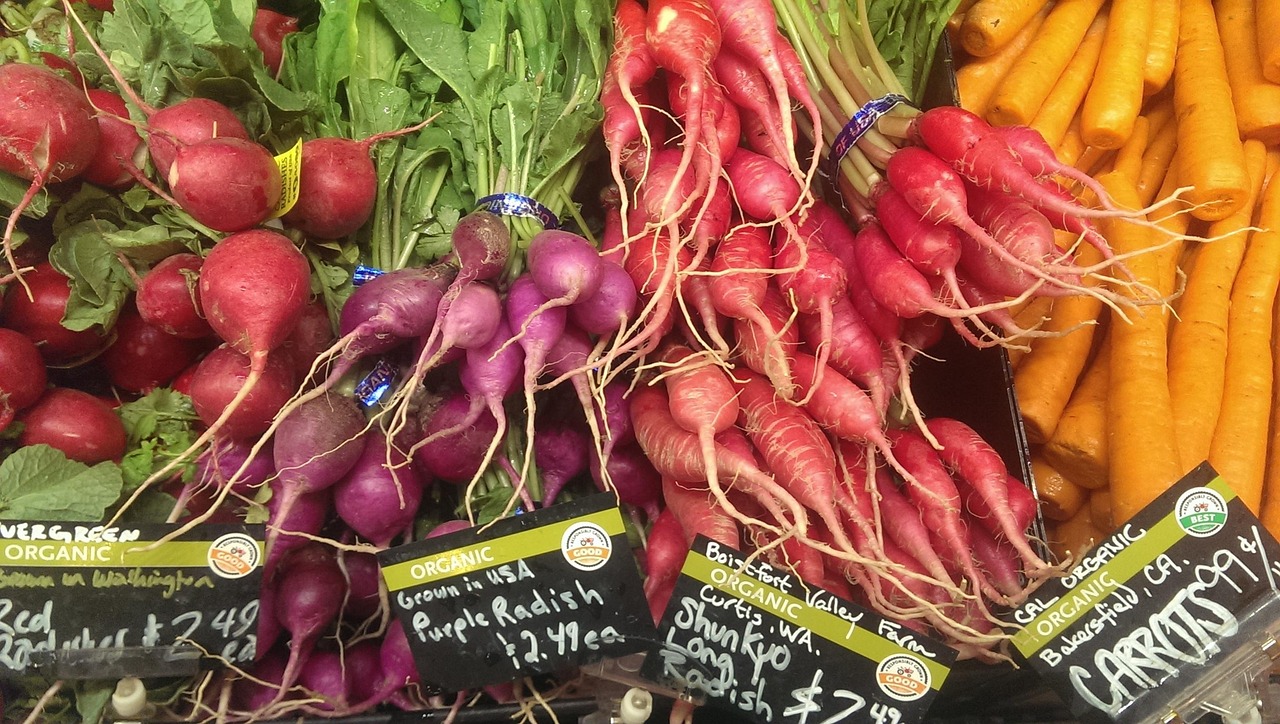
[282,121,434,239]
[187,345,296,440]
[1,263,106,364]
[713,48,788,166]
[643,509,688,624]
[83,89,144,190]
[100,309,203,393]
[145,99,251,178]
[657,342,738,512]
[136,253,213,339]
[644,0,722,224]
[18,388,126,464]
[169,137,282,232]
[251,8,299,76]
[630,384,806,532]
[0,328,47,429]
[334,428,426,547]
[281,299,336,377]
[37,53,84,86]
[927,417,1049,572]
[0,64,99,282]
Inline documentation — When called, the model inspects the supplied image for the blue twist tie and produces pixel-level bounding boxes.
[476,193,561,230]
[827,94,912,174]
[352,264,386,287]
[355,358,399,407]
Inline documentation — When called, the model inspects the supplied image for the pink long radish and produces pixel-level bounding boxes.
[927,417,1050,573]
[644,0,721,225]
[797,297,889,413]
[604,0,659,203]
[775,213,848,401]
[713,48,789,168]
[658,342,738,510]
[643,509,689,625]
[630,385,805,533]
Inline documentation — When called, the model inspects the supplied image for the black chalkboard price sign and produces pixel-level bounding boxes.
[0,521,263,676]
[643,537,957,724]
[1012,462,1280,723]
[378,495,655,691]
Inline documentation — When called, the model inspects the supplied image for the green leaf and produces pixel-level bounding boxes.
[73,681,115,724]
[116,490,181,523]
[0,171,51,219]
[0,446,124,521]
[47,220,133,332]
[866,0,962,101]
[117,389,200,491]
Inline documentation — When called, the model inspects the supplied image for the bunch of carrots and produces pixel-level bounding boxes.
[951,0,1280,556]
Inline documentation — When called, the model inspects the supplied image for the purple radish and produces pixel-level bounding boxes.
[568,260,638,336]
[404,281,503,388]
[267,393,367,557]
[426,520,473,538]
[256,580,282,659]
[591,441,661,515]
[535,421,590,506]
[175,436,276,516]
[264,486,332,581]
[334,429,426,547]
[413,392,501,484]
[526,229,605,310]
[233,647,288,711]
[273,544,347,704]
[344,640,385,706]
[299,649,349,711]
[340,551,383,623]
[505,276,568,488]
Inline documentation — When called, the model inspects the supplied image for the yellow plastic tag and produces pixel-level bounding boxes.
[269,138,303,219]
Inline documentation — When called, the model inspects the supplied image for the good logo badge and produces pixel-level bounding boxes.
[561,522,611,571]
[876,653,931,702]
[1176,487,1229,538]
[208,533,260,578]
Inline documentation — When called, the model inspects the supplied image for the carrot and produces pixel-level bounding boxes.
[1209,152,1280,512]
[1259,0,1280,84]
[1032,453,1087,521]
[1112,116,1150,184]
[1173,0,1251,221]
[955,4,1051,117]
[1089,488,1114,534]
[1262,292,1280,538]
[958,0,1050,57]
[1216,0,1280,144]
[1168,141,1269,471]
[1054,121,1086,167]
[1043,333,1110,490]
[986,0,1105,127]
[1101,171,1182,524]
[1142,0,1179,96]
[1135,113,1179,207]
[1080,0,1152,149]
[1011,244,1105,444]
[1049,502,1100,562]
[1028,15,1107,148]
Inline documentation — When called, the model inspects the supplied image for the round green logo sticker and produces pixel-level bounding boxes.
[1176,487,1229,538]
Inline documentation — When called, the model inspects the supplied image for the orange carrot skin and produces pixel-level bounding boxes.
[987,0,1105,127]
[1259,0,1280,84]
[1100,172,1183,523]
[1142,0,1179,95]
[959,0,1050,57]
[956,5,1051,117]
[1215,0,1280,143]
[1028,15,1106,148]
[1169,141,1269,470]
[1173,0,1250,221]
[1080,0,1152,149]
[1210,156,1280,512]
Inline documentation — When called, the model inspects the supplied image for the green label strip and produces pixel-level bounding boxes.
[1013,476,1237,655]
[682,551,950,690]
[382,508,624,591]
[0,540,258,569]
